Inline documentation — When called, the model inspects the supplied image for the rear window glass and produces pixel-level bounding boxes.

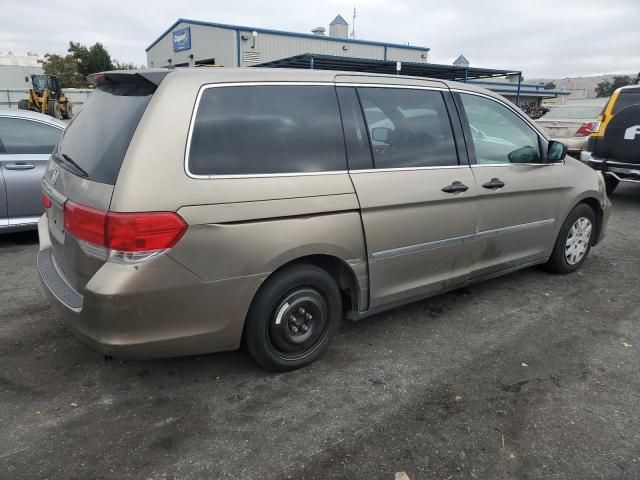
[56,83,153,184]
[188,85,346,176]
[613,91,640,114]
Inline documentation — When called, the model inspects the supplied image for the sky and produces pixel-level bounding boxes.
[1,0,639,78]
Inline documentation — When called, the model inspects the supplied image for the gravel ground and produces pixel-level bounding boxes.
[1,186,639,480]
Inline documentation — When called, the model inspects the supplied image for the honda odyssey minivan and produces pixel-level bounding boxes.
[38,68,610,371]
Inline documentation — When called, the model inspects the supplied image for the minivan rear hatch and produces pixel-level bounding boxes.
[42,70,169,292]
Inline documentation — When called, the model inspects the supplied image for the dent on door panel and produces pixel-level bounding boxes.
[470,164,561,277]
[168,209,369,308]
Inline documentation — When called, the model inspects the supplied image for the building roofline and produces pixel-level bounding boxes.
[145,18,430,53]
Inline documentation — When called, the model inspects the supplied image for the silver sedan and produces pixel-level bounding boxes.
[0,109,65,233]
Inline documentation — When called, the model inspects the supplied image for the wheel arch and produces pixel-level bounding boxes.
[261,253,363,313]
[576,196,604,246]
[558,191,605,247]
[240,253,365,347]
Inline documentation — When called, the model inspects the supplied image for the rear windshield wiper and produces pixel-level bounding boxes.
[53,152,89,178]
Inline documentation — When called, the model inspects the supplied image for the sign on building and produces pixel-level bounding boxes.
[173,27,191,52]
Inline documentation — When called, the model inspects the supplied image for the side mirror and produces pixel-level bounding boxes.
[547,140,567,162]
[371,127,391,143]
[508,145,540,164]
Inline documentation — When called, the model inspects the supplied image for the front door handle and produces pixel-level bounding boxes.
[482,178,506,190]
[441,181,469,193]
[5,163,36,171]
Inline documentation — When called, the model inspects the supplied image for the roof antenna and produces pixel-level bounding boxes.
[350,6,356,38]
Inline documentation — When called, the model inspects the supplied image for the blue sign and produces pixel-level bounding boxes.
[173,27,191,52]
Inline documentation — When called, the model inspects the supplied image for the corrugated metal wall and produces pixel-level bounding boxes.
[147,22,237,68]
[386,46,429,63]
[146,22,429,69]
[238,30,385,66]
[0,65,44,90]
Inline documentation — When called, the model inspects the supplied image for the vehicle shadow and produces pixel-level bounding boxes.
[0,230,39,248]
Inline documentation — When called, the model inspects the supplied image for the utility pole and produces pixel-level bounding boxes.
[351,6,356,38]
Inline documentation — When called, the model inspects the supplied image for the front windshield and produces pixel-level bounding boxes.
[543,105,604,119]
[31,76,49,92]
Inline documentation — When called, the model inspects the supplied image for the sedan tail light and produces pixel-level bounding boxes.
[42,193,53,209]
[575,121,601,137]
[64,200,187,263]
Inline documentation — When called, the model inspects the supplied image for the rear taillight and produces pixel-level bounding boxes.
[105,212,187,252]
[63,200,187,263]
[64,201,107,246]
[575,121,600,137]
[42,193,53,209]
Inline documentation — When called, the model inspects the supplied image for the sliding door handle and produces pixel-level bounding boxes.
[482,178,505,190]
[441,181,469,193]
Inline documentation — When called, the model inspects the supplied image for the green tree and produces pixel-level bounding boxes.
[68,41,114,77]
[40,53,86,88]
[544,81,557,90]
[41,42,136,87]
[596,75,633,97]
[112,60,135,70]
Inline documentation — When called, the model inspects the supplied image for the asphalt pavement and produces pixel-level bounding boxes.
[1,185,639,480]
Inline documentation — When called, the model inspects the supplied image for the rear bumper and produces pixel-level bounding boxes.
[37,241,266,359]
[579,152,640,184]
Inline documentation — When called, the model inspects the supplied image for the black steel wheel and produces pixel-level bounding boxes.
[245,264,342,371]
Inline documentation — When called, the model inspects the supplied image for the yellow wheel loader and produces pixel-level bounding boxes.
[18,75,73,120]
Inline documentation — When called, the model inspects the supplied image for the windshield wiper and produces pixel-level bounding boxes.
[54,152,89,178]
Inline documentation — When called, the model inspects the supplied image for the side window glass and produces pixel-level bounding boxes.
[357,88,458,169]
[336,87,373,170]
[188,85,346,175]
[0,118,62,154]
[460,94,542,164]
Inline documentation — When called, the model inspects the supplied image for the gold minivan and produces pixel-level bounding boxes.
[38,68,610,371]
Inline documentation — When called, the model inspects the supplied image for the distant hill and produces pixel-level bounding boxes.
[528,74,638,100]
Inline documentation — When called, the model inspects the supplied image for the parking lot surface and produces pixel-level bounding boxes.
[1,186,639,480]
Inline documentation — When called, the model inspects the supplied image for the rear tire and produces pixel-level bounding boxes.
[17,99,28,110]
[545,203,596,274]
[245,264,342,371]
[604,175,619,195]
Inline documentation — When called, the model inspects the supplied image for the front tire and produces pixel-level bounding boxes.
[545,203,596,274]
[17,99,29,110]
[47,100,62,119]
[245,264,342,371]
[62,101,73,119]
